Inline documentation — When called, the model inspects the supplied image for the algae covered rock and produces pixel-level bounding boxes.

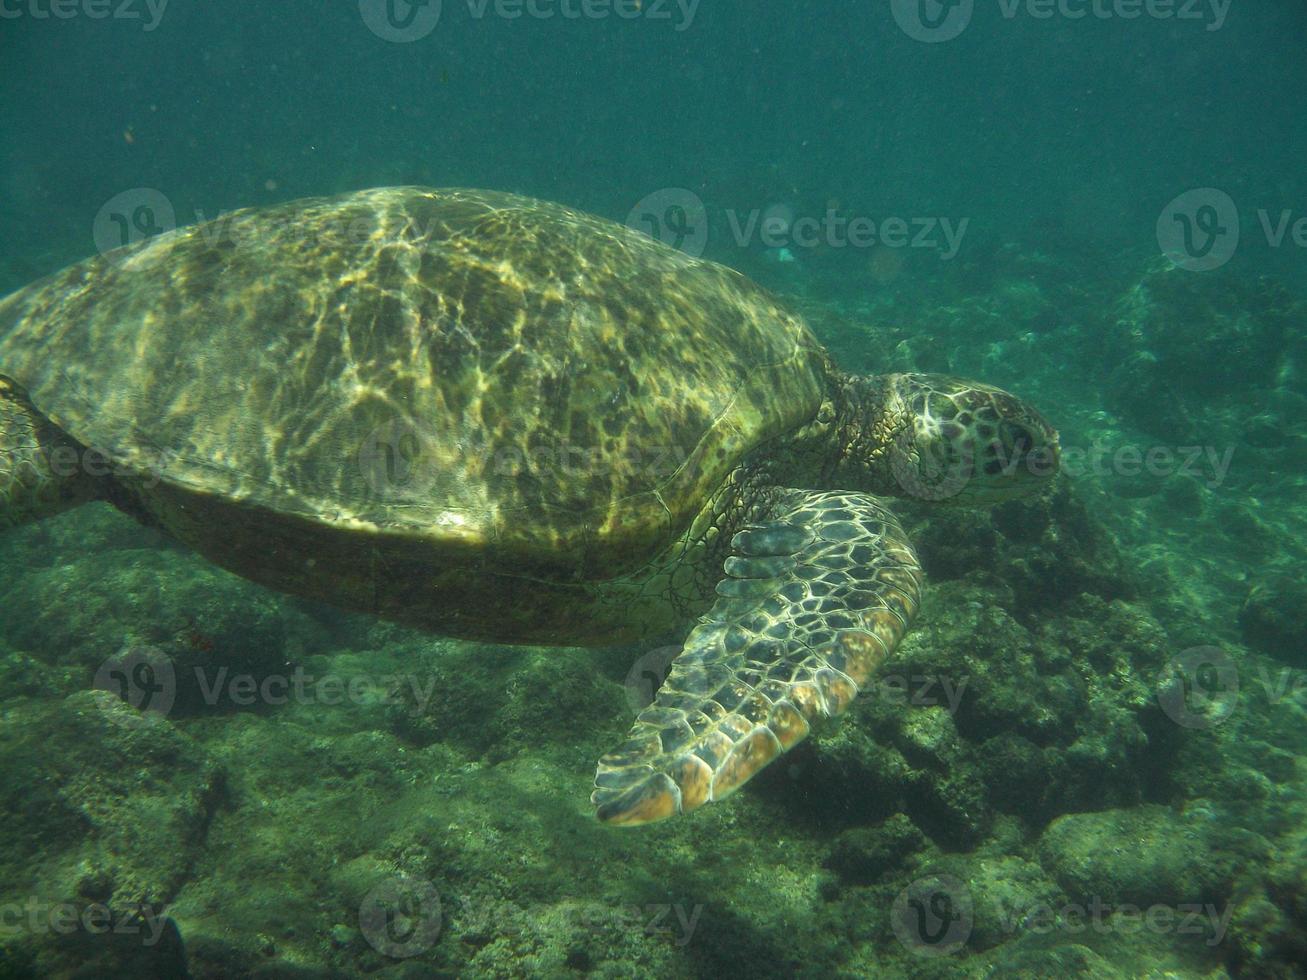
[1227,831,1307,973]
[0,539,293,704]
[0,690,223,910]
[824,813,928,886]
[1105,261,1305,449]
[955,854,1064,952]
[0,689,223,975]
[1239,574,1307,665]
[907,477,1136,612]
[1103,350,1194,443]
[987,938,1130,978]
[1112,261,1295,397]
[1037,804,1240,911]
[386,642,625,766]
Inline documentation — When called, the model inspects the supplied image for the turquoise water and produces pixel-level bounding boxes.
[1,3,1306,977]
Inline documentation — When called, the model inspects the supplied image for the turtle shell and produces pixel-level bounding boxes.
[0,188,829,579]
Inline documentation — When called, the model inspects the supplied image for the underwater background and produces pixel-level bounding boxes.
[2,1,1307,976]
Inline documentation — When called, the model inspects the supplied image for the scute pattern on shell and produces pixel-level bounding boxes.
[0,188,828,576]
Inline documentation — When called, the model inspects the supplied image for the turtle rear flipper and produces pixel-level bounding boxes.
[593,489,923,825]
[0,374,97,529]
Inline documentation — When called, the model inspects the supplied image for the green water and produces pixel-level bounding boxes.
[1,2,1306,977]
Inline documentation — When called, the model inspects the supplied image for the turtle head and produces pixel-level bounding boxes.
[841,373,1059,504]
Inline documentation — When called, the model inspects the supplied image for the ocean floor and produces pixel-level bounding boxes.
[1,248,1305,978]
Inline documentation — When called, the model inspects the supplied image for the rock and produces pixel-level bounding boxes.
[1037,805,1240,911]
[1228,833,1307,973]
[0,543,292,715]
[823,814,927,885]
[1239,575,1307,665]
[0,691,223,975]
[1112,262,1292,397]
[1103,351,1193,443]
[987,938,1129,978]
[955,854,1063,952]
[974,734,1052,818]
[0,692,223,906]
[1243,413,1287,449]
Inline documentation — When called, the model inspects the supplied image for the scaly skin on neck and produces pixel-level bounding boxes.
[826,373,907,497]
[732,366,1062,520]
[676,373,900,611]
[696,372,905,564]
[0,376,97,528]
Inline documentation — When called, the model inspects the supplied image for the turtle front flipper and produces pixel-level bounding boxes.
[593,490,923,825]
[0,374,97,529]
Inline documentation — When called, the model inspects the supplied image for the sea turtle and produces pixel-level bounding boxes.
[0,187,1059,825]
